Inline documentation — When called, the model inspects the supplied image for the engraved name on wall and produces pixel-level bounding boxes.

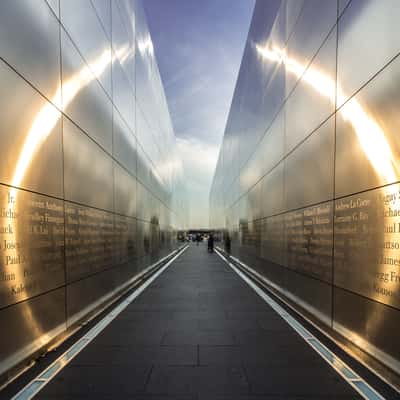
[286,203,333,282]
[65,203,114,282]
[334,184,400,308]
[0,186,64,308]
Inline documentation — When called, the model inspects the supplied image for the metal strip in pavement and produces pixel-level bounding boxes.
[11,245,188,400]
[214,248,386,400]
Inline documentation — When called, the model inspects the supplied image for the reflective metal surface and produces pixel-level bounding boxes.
[63,118,114,211]
[0,187,64,308]
[286,202,333,284]
[0,0,61,101]
[0,0,188,382]
[0,60,63,197]
[335,53,400,197]
[334,184,400,309]
[65,202,115,283]
[0,288,66,377]
[337,0,400,106]
[210,0,400,376]
[60,0,112,97]
[61,28,113,153]
[285,29,336,154]
[92,0,111,40]
[285,117,334,210]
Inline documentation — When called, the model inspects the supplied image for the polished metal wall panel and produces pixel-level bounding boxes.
[61,28,113,153]
[136,108,154,167]
[241,111,284,195]
[137,144,150,191]
[0,60,63,197]
[260,214,286,266]
[241,55,278,152]
[0,0,61,101]
[66,265,121,326]
[0,288,66,377]
[248,181,262,222]
[0,0,187,381]
[46,0,59,17]
[337,0,400,107]
[136,219,145,259]
[63,118,114,211]
[134,1,157,133]
[114,214,136,267]
[338,0,351,16]
[286,201,333,283]
[240,157,260,197]
[333,287,400,373]
[285,0,304,40]
[111,0,135,86]
[240,219,262,260]
[210,0,400,376]
[113,108,137,176]
[65,202,115,283]
[114,163,137,218]
[0,186,64,308]
[149,193,161,225]
[261,162,285,218]
[334,184,400,309]
[284,268,332,324]
[285,28,336,154]
[335,55,400,197]
[285,118,334,210]
[91,0,111,40]
[112,59,135,131]
[257,110,285,176]
[248,0,281,44]
[285,0,336,95]
[60,0,112,97]
[136,180,150,222]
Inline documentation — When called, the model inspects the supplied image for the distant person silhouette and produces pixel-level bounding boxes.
[196,233,201,246]
[207,233,214,253]
[225,234,231,255]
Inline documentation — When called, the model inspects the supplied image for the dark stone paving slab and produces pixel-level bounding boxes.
[199,396,358,400]
[161,329,235,346]
[245,365,358,397]
[39,395,196,400]
[234,329,304,346]
[71,345,197,366]
[36,245,361,399]
[146,365,249,395]
[37,365,150,397]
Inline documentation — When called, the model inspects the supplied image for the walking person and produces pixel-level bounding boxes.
[207,233,214,253]
[225,233,231,257]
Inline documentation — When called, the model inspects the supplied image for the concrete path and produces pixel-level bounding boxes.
[36,244,360,399]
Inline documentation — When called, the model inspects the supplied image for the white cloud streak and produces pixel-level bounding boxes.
[177,137,219,227]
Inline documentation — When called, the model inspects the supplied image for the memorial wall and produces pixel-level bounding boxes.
[210,0,400,375]
[0,0,188,380]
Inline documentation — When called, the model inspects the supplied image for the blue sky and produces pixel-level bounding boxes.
[143,0,255,228]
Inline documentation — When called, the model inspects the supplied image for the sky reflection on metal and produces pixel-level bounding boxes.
[12,46,130,192]
[255,43,399,187]
[4,46,131,353]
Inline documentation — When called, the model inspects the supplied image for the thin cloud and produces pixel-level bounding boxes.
[176,137,219,227]
[144,0,255,227]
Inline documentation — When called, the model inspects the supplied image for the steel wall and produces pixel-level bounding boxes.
[0,0,187,379]
[210,0,400,375]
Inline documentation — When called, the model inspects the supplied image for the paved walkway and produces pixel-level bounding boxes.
[36,244,360,399]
